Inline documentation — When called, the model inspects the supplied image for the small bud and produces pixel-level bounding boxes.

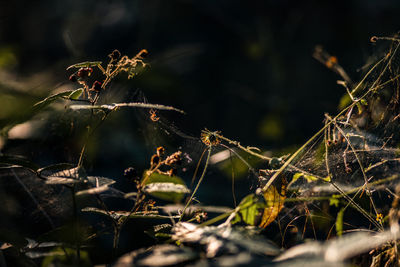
[77,67,93,78]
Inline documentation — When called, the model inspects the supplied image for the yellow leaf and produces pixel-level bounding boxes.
[259,180,286,228]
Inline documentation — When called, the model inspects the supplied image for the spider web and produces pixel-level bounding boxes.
[137,37,400,237]
[266,38,400,240]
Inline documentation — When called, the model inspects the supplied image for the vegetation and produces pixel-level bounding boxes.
[1,35,400,267]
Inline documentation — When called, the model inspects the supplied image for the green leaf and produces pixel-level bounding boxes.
[360,99,368,106]
[329,195,340,207]
[141,171,185,185]
[141,171,189,202]
[68,88,84,100]
[32,90,75,112]
[336,208,345,236]
[142,182,190,202]
[338,94,352,110]
[66,61,102,70]
[232,194,264,226]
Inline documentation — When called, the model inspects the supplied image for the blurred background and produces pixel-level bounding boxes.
[0,0,400,203]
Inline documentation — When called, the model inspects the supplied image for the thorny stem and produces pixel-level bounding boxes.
[180,146,212,222]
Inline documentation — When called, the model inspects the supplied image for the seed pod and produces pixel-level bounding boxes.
[77,67,93,78]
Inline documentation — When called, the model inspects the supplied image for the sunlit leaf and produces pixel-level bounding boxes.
[32,90,75,111]
[276,230,400,263]
[38,165,87,185]
[66,61,102,70]
[259,183,286,228]
[143,183,189,194]
[141,171,189,203]
[75,176,117,196]
[232,194,264,226]
[75,183,114,196]
[172,222,280,258]
[45,177,82,185]
[329,195,340,207]
[68,88,84,100]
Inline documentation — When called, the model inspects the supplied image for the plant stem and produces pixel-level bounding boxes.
[180,146,212,222]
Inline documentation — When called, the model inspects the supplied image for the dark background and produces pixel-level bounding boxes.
[1,0,398,144]
[0,0,399,201]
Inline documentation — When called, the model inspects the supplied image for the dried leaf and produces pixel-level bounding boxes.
[259,183,286,228]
